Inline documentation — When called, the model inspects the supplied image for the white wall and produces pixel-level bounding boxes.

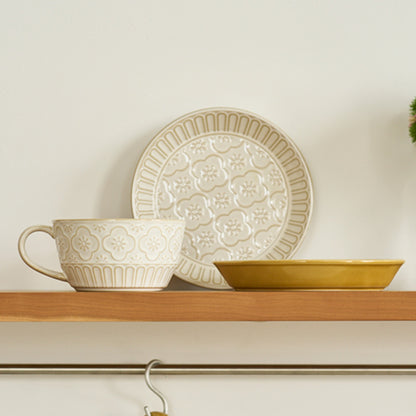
[1,0,416,415]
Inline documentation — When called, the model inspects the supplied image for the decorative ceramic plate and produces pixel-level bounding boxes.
[214,259,404,291]
[132,108,313,289]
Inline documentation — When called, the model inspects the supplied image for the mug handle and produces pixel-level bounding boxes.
[18,225,67,282]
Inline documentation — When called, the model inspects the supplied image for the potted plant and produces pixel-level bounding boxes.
[410,97,416,143]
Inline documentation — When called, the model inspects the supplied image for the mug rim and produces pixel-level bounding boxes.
[52,218,185,224]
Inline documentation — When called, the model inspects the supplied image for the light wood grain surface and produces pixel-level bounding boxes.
[0,291,416,322]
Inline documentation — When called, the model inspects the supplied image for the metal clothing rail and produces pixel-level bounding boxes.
[2,364,416,376]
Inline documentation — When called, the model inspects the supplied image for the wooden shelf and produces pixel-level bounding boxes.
[1,291,416,322]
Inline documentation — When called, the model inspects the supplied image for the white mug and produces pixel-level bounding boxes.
[18,218,185,291]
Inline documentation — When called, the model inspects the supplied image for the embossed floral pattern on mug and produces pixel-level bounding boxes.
[54,226,70,261]
[139,226,168,261]
[54,220,184,265]
[71,227,99,261]
[103,226,135,261]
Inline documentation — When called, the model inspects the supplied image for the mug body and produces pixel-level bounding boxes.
[53,219,185,291]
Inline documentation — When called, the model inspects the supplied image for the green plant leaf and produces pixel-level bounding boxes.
[410,120,416,143]
[411,97,416,116]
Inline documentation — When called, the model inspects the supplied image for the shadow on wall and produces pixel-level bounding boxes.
[96,129,155,219]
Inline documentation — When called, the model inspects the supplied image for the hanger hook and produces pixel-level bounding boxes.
[144,359,168,415]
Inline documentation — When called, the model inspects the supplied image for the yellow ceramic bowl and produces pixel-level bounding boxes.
[213,260,404,291]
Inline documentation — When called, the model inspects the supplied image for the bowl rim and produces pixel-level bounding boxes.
[214,259,405,266]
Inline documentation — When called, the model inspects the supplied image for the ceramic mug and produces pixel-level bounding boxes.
[18,218,185,291]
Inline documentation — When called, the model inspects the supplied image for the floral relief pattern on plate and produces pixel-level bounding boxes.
[132,108,313,289]
[155,135,288,263]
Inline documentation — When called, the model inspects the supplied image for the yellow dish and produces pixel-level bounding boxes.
[213,260,404,291]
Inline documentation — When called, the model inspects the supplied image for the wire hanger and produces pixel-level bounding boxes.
[144,359,169,416]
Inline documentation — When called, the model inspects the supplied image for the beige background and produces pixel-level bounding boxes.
[1,0,416,415]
